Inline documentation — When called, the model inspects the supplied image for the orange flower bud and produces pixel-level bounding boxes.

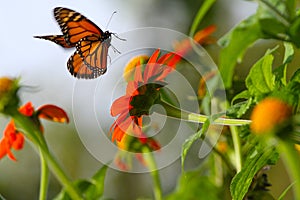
[250,98,292,134]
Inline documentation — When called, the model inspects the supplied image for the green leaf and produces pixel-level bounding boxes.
[245,48,276,98]
[84,164,108,199]
[289,15,300,47]
[219,15,263,88]
[274,42,294,87]
[257,0,300,46]
[165,170,220,200]
[231,90,251,105]
[54,165,108,200]
[290,68,300,83]
[181,119,210,170]
[230,143,279,200]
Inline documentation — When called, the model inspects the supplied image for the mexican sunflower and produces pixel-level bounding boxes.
[110,49,181,144]
[0,102,69,161]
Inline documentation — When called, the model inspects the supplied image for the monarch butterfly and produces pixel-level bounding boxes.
[35,7,118,79]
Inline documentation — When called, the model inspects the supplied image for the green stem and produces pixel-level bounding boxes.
[158,100,251,126]
[189,0,216,37]
[39,149,49,200]
[210,143,235,176]
[142,147,162,200]
[230,126,242,173]
[278,140,300,199]
[11,112,83,200]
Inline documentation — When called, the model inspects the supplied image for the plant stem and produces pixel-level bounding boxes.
[189,0,216,37]
[278,140,300,199]
[12,112,83,200]
[39,149,49,200]
[230,126,242,173]
[158,100,251,126]
[143,147,162,200]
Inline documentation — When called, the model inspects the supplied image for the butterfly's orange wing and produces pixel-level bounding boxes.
[67,51,103,79]
[76,34,111,75]
[54,7,103,46]
[34,35,74,48]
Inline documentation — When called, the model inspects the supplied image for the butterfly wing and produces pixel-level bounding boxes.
[67,51,103,79]
[54,7,103,46]
[76,34,111,75]
[34,35,74,48]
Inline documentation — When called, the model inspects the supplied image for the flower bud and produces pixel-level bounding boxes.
[0,77,20,114]
[250,98,292,135]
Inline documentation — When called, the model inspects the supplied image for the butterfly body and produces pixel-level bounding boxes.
[35,7,114,79]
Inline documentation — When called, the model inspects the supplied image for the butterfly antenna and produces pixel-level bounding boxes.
[106,11,117,30]
[112,33,126,41]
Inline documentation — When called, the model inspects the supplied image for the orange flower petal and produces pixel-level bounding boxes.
[0,139,9,159]
[111,96,131,116]
[4,120,17,138]
[11,133,24,150]
[37,105,69,123]
[19,102,34,116]
[193,25,216,44]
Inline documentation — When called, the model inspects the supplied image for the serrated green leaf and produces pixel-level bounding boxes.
[165,170,220,200]
[245,48,276,98]
[181,120,210,170]
[231,90,251,105]
[230,144,279,200]
[274,42,294,87]
[219,15,263,88]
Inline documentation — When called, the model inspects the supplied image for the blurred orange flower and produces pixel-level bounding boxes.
[0,102,69,161]
[250,98,292,134]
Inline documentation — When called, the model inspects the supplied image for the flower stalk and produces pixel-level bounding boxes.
[157,100,251,126]
[11,111,83,200]
[142,147,162,200]
[39,149,49,200]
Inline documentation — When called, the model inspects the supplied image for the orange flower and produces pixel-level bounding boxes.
[174,25,216,56]
[114,134,160,170]
[0,121,24,161]
[250,98,292,134]
[110,49,181,143]
[0,102,69,161]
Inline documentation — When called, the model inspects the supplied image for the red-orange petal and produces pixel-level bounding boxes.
[112,125,126,142]
[4,120,17,138]
[111,96,131,116]
[37,105,69,123]
[11,133,24,150]
[193,25,216,44]
[19,102,34,116]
